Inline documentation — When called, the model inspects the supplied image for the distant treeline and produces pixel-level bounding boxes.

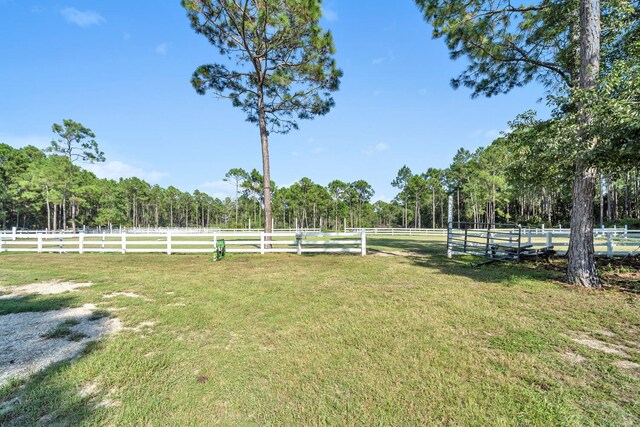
[1,140,639,231]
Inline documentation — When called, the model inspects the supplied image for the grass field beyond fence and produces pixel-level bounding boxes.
[0,236,638,426]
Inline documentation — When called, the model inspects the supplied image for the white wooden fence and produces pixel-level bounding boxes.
[0,227,320,236]
[346,228,448,236]
[0,231,366,256]
[519,229,640,257]
[446,226,640,258]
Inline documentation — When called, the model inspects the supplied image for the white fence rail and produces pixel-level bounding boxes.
[447,226,640,258]
[346,228,448,236]
[0,231,366,256]
[0,227,321,236]
[519,229,640,257]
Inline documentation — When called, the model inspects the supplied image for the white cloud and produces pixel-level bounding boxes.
[155,43,169,55]
[199,179,236,199]
[469,128,506,140]
[60,7,105,28]
[86,161,169,183]
[323,7,338,22]
[0,134,50,149]
[311,147,325,154]
[362,142,389,156]
[483,129,501,140]
[372,50,396,66]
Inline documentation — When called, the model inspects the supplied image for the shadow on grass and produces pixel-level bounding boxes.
[367,237,445,255]
[0,295,79,316]
[0,342,103,426]
[368,237,562,286]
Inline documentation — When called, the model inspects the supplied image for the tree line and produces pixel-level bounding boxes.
[0,123,381,231]
[3,122,639,233]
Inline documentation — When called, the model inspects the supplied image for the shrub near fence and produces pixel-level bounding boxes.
[0,231,367,256]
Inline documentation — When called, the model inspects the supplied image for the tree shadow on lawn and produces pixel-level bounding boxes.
[367,237,445,255]
[369,237,640,291]
[0,342,104,426]
[0,294,79,316]
[368,237,563,286]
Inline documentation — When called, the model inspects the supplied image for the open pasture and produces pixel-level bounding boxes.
[0,238,639,426]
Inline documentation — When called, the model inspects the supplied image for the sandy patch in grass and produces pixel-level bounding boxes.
[561,351,587,363]
[78,381,100,398]
[613,360,640,371]
[102,292,151,301]
[571,335,632,357]
[0,281,93,300]
[126,321,156,333]
[0,304,122,386]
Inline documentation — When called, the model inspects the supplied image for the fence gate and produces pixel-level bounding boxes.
[447,222,524,264]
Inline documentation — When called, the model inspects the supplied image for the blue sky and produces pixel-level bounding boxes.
[0,1,549,202]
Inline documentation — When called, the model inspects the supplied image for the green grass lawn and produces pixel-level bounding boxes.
[0,238,639,426]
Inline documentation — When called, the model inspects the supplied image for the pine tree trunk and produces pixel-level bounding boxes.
[45,186,51,231]
[72,201,77,233]
[566,0,601,287]
[257,86,273,241]
[62,197,67,230]
[457,189,460,227]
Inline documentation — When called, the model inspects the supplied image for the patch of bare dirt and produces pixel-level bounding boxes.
[613,360,640,371]
[571,336,631,357]
[0,304,122,386]
[125,321,156,333]
[561,351,587,363]
[78,381,100,398]
[0,281,93,300]
[102,292,151,301]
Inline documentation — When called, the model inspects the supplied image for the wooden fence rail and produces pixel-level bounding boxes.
[0,231,366,256]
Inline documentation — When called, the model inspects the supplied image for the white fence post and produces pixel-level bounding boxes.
[102,232,106,252]
[296,233,302,255]
[0,235,3,252]
[167,232,172,255]
[527,229,532,245]
[121,233,126,254]
[361,229,367,256]
[79,233,84,254]
[607,233,613,257]
[546,232,552,248]
[37,235,42,253]
[260,232,265,255]
[12,227,16,241]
